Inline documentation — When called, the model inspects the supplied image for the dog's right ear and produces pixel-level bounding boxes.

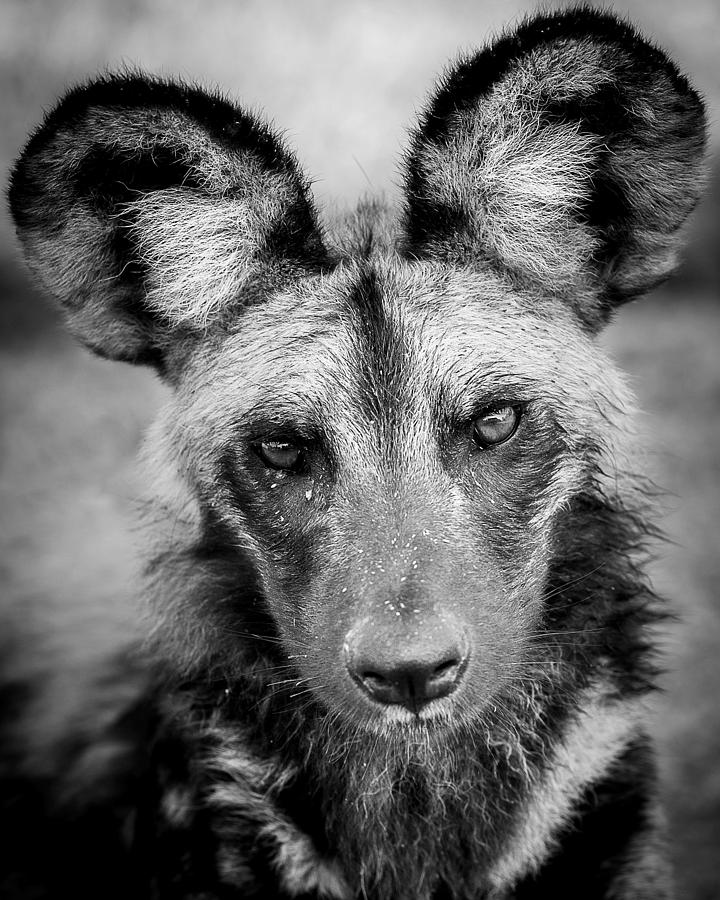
[9,74,327,370]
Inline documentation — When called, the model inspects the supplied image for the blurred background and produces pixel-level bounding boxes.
[1,0,718,896]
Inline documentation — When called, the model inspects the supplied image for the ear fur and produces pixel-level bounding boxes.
[402,8,707,327]
[9,74,327,368]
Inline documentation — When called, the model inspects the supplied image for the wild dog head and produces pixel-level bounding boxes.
[10,11,705,741]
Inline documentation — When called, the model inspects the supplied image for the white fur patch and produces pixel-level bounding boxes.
[127,168,297,327]
[263,821,351,899]
[414,42,616,291]
[420,117,598,286]
[486,685,647,893]
[206,731,350,899]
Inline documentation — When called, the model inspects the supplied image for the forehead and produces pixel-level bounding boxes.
[179,260,621,435]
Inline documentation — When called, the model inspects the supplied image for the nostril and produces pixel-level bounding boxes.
[423,654,464,701]
[359,670,391,691]
[430,657,460,681]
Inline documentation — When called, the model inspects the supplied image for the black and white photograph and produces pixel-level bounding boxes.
[1,2,718,898]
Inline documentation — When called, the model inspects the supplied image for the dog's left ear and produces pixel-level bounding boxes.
[402,9,706,328]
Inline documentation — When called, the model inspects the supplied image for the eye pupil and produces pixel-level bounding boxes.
[256,440,304,472]
[472,404,521,449]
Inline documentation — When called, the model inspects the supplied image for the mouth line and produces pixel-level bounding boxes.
[362,696,456,730]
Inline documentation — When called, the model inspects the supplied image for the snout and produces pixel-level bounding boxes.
[344,618,469,713]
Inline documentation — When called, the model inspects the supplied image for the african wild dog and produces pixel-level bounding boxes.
[3,7,707,900]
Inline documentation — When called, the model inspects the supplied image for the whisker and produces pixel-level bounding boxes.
[543,563,607,601]
[529,628,606,638]
[266,675,323,689]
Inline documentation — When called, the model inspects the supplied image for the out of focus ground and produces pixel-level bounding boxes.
[1,1,718,897]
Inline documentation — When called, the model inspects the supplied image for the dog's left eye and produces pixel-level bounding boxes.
[254,440,306,473]
[472,404,522,449]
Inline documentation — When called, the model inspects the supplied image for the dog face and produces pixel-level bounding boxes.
[146,255,628,730]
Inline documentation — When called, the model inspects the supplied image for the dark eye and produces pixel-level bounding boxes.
[254,439,306,473]
[472,404,522,449]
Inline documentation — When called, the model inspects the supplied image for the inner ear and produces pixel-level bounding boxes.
[70,145,204,302]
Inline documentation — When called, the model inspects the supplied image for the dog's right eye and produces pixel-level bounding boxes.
[253,440,306,473]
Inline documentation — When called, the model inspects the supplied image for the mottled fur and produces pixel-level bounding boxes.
[3,8,706,900]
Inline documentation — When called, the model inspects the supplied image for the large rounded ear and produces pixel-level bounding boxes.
[402,9,706,328]
[9,74,328,368]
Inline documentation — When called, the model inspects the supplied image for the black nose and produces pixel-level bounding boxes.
[345,627,468,711]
